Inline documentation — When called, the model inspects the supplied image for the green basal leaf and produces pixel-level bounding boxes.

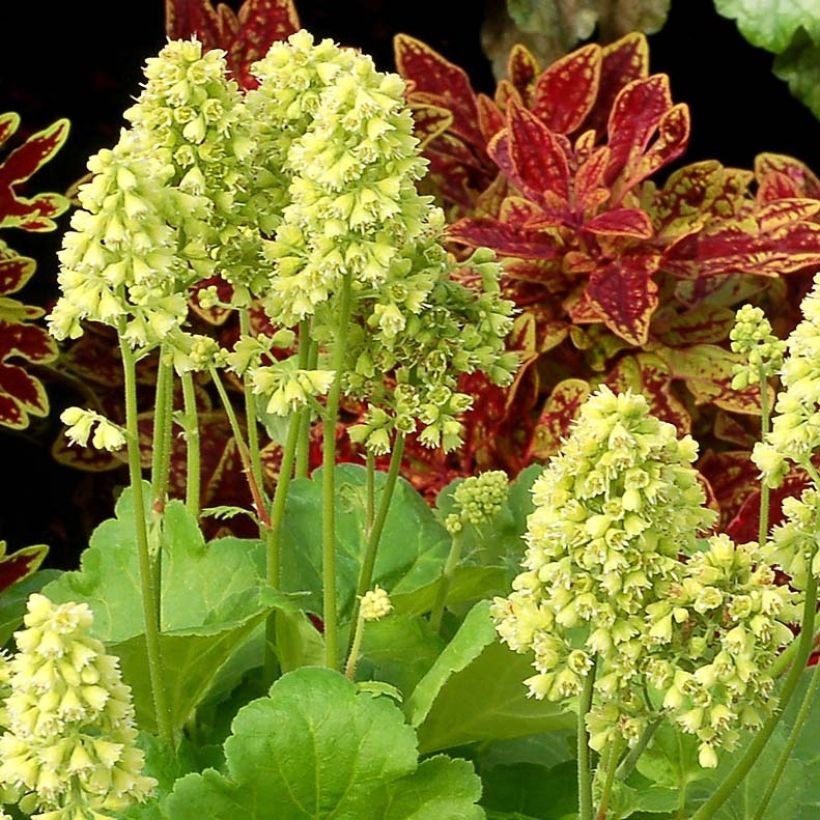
[406,601,573,754]
[279,464,450,620]
[165,667,484,819]
[481,760,577,820]
[0,568,60,647]
[42,485,292,736]
[774,27,820,119]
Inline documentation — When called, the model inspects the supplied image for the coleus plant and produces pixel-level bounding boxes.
[395,31,820,519]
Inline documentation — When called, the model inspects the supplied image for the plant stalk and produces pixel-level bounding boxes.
[150,348,174,513]
[366,451,376,536]
[118,333,174,748]
[578,662,597,820]
[430,526,464,633]
[322,273,354,669]
[758,368,771,547]
[239,308,265,504]
[180,370,200,519]
[344,611,366,681]
[596,735,624,820]
[615,718,661,781]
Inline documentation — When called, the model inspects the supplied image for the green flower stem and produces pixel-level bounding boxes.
[150,348,174,512]
[366,451,376,535]
[344,611,367,681]
[691,552,819,820]
[758,368,771,546]
[429,526,464,633]
[294,321,313,480]
[118,332,174,749]
[209,366,270,527]
[770,625,820,678]
[348,434,406,648]
[239,309,265,504]
[180,370,200,519]
[578,662,597,820]
[263,409,302,680]
[753,655,820,819]
[615,718,661,781]
[322,272,355,669]
[596,735,625,820]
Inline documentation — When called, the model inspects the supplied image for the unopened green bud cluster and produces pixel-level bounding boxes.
[445,470,508,534]
[754,273,820,488]
[730,304,785,390]
[0,595,155,818]
[765,488,820,588]
[492,387,796,768]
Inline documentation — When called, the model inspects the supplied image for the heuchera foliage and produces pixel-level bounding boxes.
[395,32,820,514]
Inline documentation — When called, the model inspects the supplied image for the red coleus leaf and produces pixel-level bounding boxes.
[505,103,571,209]
[0,115,69,232]
[531,44,601,135]
[713,410,756,449]
[651,303,737,347]
[447,217,561,259]
[507,44,540,106]
[582,32,649,138]
[0,321,57,429]
[530,378,590,459]
[755,153,820,203]
[0,253,35,297]
[0,542,47,594]
[51,432,123,471]
[698,450,760,529]
[166,0,300,89]
[476,95,504,143]
[583,207,653,238]
[410,104,454,148]
[726,469,810,544]
[575,146,611,216]
[394,34,482,149]
[583,250,661,345]
[61,328,123,387]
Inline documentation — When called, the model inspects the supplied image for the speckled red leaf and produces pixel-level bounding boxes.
[487,131,517,183]
[575,146,611,215]
[395,35,482,148]
[61,330,123,387]
[755,153,820,202]
[615,103,690,195]
[0,252,34,297]
[499,196,544,227]
[0,117,69,231]
[582,32,649,138]
[605,75,672,186]
[0,322,58,364]
[530,378,591,458]
[0,543,47,593]
[506,103,570,210]
[673,272,768,310]
[697,450,759,529]
[651,303,736,346]
[166,0,221,48]
[659,343,765,415]
[584,250,660,345]
[494,79,522,112]
[508,44,540,105]
[447,217,561,259]
[190,276,234,325]
[756,198,820,231]
[410,104,454,148]
[51,432,123,471]
[531,44,601,135]
[605,353,690,433]
[476,95,504,143]
[726,469,810,544]
[583,208,653,238]
[0,364,46,417]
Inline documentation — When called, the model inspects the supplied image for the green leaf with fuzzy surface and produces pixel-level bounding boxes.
[774,27,820,118]
[407,601,573,754]
[0,568,60,648]
[164,667,484,819]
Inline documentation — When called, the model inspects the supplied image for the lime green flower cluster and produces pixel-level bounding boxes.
[646,535,796,767]
[252,360,335,417]
[59,408,126,452]
[359,586,393,622]
[492,388,716,746]
[753,273,820,488]
[729,304,786,390]
[444,470,509,534]
[765,488,820,588]
[0,595,155,819]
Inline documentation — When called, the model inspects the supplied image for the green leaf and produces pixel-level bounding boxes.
[407,601,573,753]
[164,667,484,819]
[391,567,507,618]
[42,487,289,736]
[0,569,60,647]
[275,608,325,673]
[714,0,820,53]
[279,464,450,620]
[774,27,820,119]
[481,760,577,819]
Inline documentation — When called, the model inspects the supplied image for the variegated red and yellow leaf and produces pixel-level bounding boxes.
[499,196,544,227]
[531,44,601,135]
[698,450,759,529]
[583,207,653,238]
[506,103,571,208]
[0,252,35,297]
[61,330,123,387]
[410,104,454,148]
[530,378,590,458]
[0,542,47,594]
[447,217,561,259]
[507,44,540,106]
[673,273,769,310]
[395,34,482,148]
[755,153,820,202]
[575,146,611,216]
[651,303,736,346]
[476,94,504,143]
[582,32,649,138]
[584,251,660,345]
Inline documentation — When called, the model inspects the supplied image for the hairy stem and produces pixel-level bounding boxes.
[366,451,376,536]
[294,321,312,480]
[239,309,265,505]
[753,655,820,819]
[322,273,354,669]
[180,370,200,519]
[615,718,661,781]
[348,435,406,647]
[758,368,771,546]
[344,612,366,681]
[118,333,173,748]
[578,662,597,820]
[429,527,464,633]
[596,735,625,820]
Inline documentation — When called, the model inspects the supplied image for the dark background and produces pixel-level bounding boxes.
[0,0,817,567]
